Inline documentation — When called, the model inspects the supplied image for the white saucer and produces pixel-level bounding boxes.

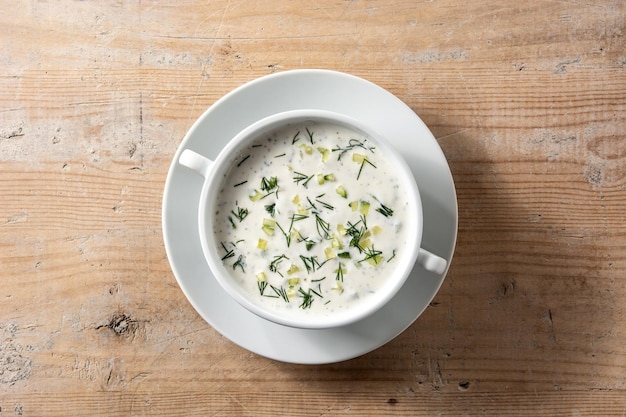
[162,69,458,364]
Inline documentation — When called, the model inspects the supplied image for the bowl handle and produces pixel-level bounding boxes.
[178,149,214,178]
[417,248,448,275]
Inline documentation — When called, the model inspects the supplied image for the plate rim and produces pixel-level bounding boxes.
[162,69,458,364]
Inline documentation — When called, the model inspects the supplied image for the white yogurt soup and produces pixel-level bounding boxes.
[210,119,413,321]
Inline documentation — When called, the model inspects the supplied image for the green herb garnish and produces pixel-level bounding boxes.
[298,287,314,309]
[375,199,393,217]
[292,131,301,144]
[220,242,236,260]
[297,234,316,251]
[331,138,375,160]
[293,171,314,188]
[233,254,245,272]
[274,213,309,247]
[359,246,383,266]
[310,284,323,298]
[290,213,309,226]
[260,176,279,195]
[356,157,376,180]
[264,203,276,217]
[306,196,317,211]
[345,216,367,252]
[274,221,292,247]
[315,197,334,211]
[270,284,290,303]
[314,212,331,239]
[299,255,327,274]
[335,262,345,282]
[306,127,315,144]
[269,254,288,276]
[237,155,251,167]
[231,203,249,222]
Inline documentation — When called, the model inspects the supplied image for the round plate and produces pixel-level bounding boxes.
[162,69,457,364]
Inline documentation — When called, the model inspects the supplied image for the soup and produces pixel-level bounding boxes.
[211,121,411,318]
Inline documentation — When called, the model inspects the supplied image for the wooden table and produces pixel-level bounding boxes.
[1,1,625,415]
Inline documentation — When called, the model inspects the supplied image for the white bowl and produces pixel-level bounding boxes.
[179,109,446,329]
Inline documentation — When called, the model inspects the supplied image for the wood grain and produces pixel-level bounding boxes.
[1,0,625,415]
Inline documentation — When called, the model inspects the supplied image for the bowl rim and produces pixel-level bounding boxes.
[197,109,423,329]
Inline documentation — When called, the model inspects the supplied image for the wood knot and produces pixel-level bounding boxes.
[458,381,471,390]
[96,313,138,338]
[111,314,132,335]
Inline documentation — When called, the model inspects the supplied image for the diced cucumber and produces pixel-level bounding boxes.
[317,147,330,163]
[262,218,276,236]
[359,201,370,216]
[249,190,264,201]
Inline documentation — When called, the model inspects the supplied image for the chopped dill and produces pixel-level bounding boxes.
[232,254,245,272]
[375,202,393,218]
[297,234,316,251]
[299,255,327,274]
[269,254,289,276]
[260,176,279,196]
[233,180,248,187]
[331,138,375,160]
[237,155,251,167]
[220,242,235,260]
[345,216,367,252]
[298,287,314,309]
[274,214,307,247]
[231,203,249,222]
[359,247,383,265]
[258,280,268,295]
[290,213,309,224]
[306,127,315,144]
[275,221,292,247]
[264,203,276,217]
[315,197,334,211]
[293,171,314,188]
[310,284,323,298]
[270,284,290,303]
[357,157,376,180]
[314,212,331,239]
[335,262,345,282]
